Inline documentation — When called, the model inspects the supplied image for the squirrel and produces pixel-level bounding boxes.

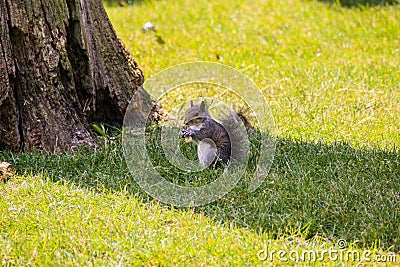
[179,100,231,168]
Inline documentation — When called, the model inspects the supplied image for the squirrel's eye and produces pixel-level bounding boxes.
[194,112,199,117]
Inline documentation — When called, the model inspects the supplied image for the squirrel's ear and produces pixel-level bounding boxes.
[190,100,194,107]
[200,100,206,111]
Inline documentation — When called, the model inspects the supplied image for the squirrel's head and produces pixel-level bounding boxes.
[184,100,211,126]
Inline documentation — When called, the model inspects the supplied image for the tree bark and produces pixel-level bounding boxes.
[0,0,147,152]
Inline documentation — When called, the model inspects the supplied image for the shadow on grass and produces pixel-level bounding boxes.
[2,134,399,251]
[316,0,399,7]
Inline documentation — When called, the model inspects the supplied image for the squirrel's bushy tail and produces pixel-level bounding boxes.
[217,107,252,165]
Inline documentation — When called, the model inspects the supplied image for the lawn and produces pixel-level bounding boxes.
[1,0,400,266]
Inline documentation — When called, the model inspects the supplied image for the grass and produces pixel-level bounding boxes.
[106,0,399,148]
[1,0,400,265]
[1,137,399,266]
[3,175,397,266]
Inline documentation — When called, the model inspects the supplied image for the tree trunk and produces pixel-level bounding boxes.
[0,0,148,152]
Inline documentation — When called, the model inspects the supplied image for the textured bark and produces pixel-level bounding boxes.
[0,0,147,152]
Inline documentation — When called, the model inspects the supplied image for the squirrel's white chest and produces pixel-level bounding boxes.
[188,123,203,131]
[187,123,217,167]
[197,139,217,167]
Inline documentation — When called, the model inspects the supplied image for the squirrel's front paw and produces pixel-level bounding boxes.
[179,129,188,138]
[185,129,196,136]
[179,129,193,143]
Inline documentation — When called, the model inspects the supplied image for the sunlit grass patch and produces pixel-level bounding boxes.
[105,0,399,148]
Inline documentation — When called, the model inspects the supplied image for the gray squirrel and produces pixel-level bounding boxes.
[179,100,231,168]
